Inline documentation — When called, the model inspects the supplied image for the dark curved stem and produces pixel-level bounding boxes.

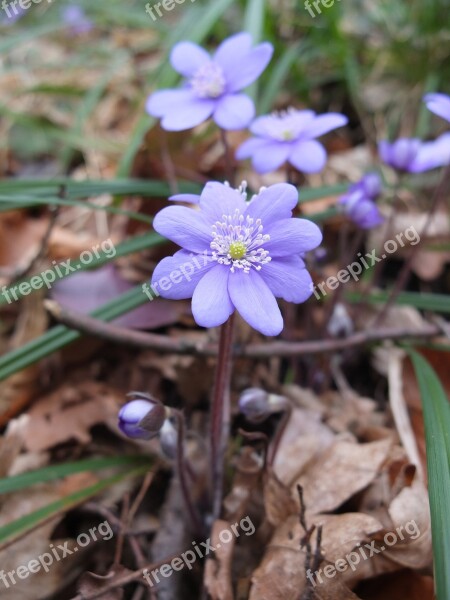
[210,314,235,519]
[172,410,203,534]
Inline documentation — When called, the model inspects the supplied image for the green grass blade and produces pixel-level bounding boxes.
[0,285,147,380]
[408,351,450,600]
[347,291,450,314]
[244,0,266,101]
[0,467,148,548]
[0,456,149,495]
[0,232,164,307]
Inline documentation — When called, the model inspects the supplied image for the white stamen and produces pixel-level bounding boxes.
[190,62,226,99]
[210,209,271,273]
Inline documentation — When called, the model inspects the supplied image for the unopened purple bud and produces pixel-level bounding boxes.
[118,393,165,440]
[159,419,178,459]
[239,388,289,423]
[359,173,382,199]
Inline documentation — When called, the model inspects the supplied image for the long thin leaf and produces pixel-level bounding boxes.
[408,351,450,600]
[0,456,149,495]
[0,467,147,548]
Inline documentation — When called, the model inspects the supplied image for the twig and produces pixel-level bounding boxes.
[220,129,235,186]
[113,494,129,566]
[45,299,441,357]
[172,410,203,534]
[0,189,62,281]
[374,162,450,326]
[210,314,235,520]
[160,130,179,196]
[69,554,179,600]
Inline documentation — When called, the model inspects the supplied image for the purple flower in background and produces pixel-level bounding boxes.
[146,32,273,131]
[61,5,93,35]
[339,173,384,230]
[424,93,450,123]
[0,5,26,25]
[151,182,322,336]
[235,108,348,174]
[379,136,450,172]
[118,394,166,440]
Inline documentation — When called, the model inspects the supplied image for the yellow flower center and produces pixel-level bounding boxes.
[229,241,247,260]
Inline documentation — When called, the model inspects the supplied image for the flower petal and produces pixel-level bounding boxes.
[153,205,212,252]
[213,93,255,130]
[170,41,210,77]
[288,140,327,173]
[214,32,253,80]
[264,218,323,257]
[409,133,450,172]
[151,250,214,299]
[169,193,201,204]
[228,270,283,336]
[251,141,292,173]
[225,43,274,92]
[160,97,216,131]
[146,89,194,118]
[424,93,450,123]
[199,181,247,221]
[260,256,314,303]
[245,183,299,224]
[191,265,234,327]
[300,113,348,139]
[235,137,271,159]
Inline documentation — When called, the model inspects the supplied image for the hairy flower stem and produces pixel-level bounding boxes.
[210,314,236,520]
[220,129,235,187]
[172,410,203,534]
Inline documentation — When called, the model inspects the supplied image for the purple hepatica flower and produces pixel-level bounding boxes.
[424,93,450,123]
[118,395,166,440]
[151,182,322,336]
[339,173,384,230]
[235,108,348,174]
[146,32,273,132]
[1,5,26,25]
[379,136,450,173]
[61,5,93,35]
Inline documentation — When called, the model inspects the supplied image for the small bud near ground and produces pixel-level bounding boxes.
[239,388,289,423]
[118,392,166,440]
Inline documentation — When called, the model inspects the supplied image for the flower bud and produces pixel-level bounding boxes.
[159,419,178,459]
[238,388,289,423]
[118,393,166,440]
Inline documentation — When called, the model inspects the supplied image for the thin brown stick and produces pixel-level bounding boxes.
[374,162,450,326]
[210,314,235,520]
[69,554,179,600]
[45,299,441,358]
[220,129,235,186]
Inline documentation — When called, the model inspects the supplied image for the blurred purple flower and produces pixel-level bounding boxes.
[118,394,166,440]
[379,135,450,172]
[339,173,384,230]
[1,5,26,25]
[61,5,93,35]
[350,172,382,199]
[424,93,450,123]
[151,181,322,336]
[146,32,273,131]
[235,108,348,174]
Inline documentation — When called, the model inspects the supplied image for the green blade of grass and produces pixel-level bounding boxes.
[244,0,266,101]
[347,291,450,314]
[0,456,149,495]
[0,231,165,307]
[0,467,148,548]
[0,284,147,381]
[408,350,450,600]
